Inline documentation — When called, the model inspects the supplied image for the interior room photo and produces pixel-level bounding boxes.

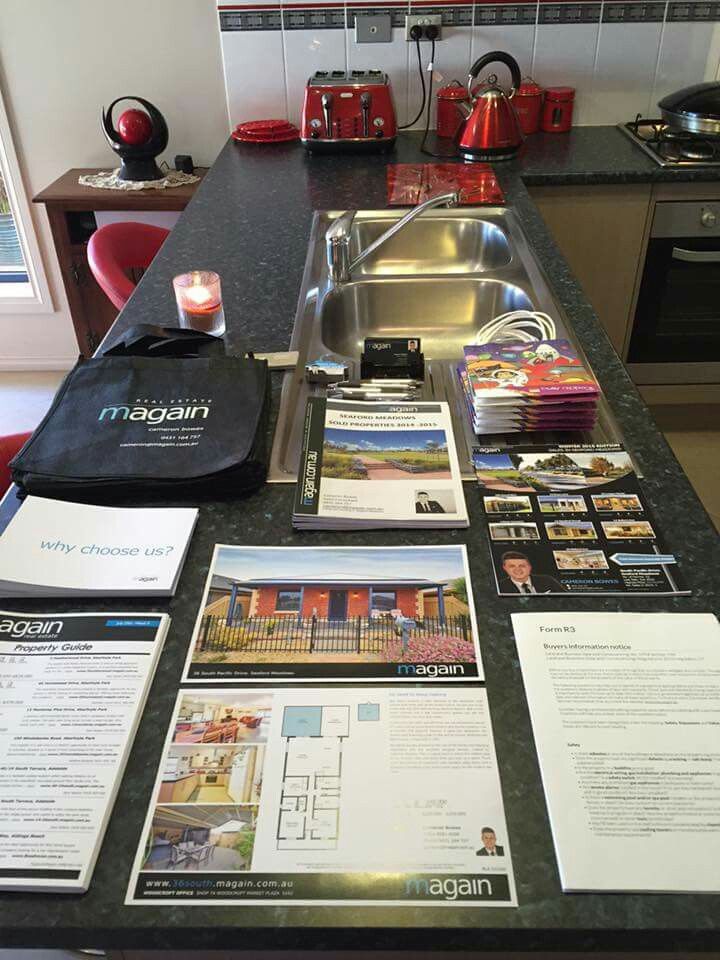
[0,0,719,956]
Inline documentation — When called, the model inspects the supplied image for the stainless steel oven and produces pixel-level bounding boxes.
[627,200,720,384]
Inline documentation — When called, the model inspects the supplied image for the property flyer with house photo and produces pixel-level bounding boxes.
[474,444,689,596]
[293,397,468,529]
[126,685,516,906]
[182,544,482,682]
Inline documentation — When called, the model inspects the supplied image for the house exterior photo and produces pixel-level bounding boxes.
[205,575,459,623]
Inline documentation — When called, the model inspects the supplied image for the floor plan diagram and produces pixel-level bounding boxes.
[276,705,350,850]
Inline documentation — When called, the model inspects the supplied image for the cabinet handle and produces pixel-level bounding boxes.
[671,246,720,263]
[71,262,82,284]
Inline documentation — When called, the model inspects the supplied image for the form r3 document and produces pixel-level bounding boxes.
[512,612,720,893]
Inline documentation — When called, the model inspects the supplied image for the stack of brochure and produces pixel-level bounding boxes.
[457,339,599,435]
[293,397,469,529]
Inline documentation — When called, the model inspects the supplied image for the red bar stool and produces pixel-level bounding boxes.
[0,432,32,495]
[87,221,170,310]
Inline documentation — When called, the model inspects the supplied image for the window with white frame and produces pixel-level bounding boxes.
[0,79,52,312]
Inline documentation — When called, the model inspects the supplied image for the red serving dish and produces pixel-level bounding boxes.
[232,119,300,143]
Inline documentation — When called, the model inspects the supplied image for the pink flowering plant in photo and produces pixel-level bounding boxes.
[382,634,476,664]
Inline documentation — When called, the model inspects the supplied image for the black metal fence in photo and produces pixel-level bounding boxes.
[197,614,471,655]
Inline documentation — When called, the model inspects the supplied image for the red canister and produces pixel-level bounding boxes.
[541,86,575,133]
[436,83,469,139]
[513,79,544,134]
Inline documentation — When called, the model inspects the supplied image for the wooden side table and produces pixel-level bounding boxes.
[33,167,207,356]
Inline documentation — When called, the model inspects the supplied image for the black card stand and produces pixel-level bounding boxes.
[360,350,425,381]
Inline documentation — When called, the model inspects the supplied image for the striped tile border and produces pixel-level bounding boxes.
[218,0,720,29]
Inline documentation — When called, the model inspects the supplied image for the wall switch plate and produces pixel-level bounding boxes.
[404,13,443,39]
[355,13,392,42]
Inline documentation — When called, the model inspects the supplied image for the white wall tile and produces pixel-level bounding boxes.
[471,24,537,80]
[407,26,473,129]
[652,22,720,107]
[346,24,410,125]
[283,27,348,124]
[590,21,663,124]
[532,18,600,125]
[220,29,288,124]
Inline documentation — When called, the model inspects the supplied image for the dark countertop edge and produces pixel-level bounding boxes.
[4,923,720,953]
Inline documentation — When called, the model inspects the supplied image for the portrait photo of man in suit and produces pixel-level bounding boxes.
[415,491,446,514]
[499,550,565,594]
[476,827,504,857]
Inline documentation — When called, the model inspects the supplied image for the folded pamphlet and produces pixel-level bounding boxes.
[293,397,468,529]
[0,496,197,597]
[474,444,689,596]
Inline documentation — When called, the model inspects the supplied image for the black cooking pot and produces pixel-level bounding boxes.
[659,81,720,136]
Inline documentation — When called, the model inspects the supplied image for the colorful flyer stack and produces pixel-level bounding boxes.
[458,339,600,435]
[474,444,689,596]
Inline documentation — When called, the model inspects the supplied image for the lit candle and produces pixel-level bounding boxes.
[172,270,225,335]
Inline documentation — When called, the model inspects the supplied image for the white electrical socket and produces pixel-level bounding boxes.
[404,13,443,40]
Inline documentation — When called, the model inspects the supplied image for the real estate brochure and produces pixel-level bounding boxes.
[182,544,483,683]
[0,611,169,892]
[512,612,720,893]
[474,444,689,596]
[293,397,468,529]
[126,685,516,906]
[0,496,198,597]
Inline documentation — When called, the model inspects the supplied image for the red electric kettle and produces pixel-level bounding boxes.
[457,51,524,162]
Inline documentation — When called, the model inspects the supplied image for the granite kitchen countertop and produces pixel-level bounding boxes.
[1,127,719,954]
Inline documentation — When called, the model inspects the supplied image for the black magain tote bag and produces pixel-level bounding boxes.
[11,356,270,502]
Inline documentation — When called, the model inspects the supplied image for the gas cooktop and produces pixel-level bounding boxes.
[619,116,720,167]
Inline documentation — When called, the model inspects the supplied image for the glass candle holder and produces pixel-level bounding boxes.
[172,270,225,335]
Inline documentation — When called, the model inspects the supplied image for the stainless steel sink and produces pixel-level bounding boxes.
[321,278,533,359]
[269,206,629,482]
[347,215,512,275]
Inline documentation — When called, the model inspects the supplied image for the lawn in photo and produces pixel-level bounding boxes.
[538,494,587,513]
[483,495,533,515]
[475,449,633,492]
[322,428,451,481]
[189,545,478,669]
[141,805,257,872]
[591,493,643,512]
[488,521,540,541]
[545,520,598,541]
[602,520,656,539]
[553,549,609,570]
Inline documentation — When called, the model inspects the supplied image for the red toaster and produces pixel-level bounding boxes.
[301,70,397,151]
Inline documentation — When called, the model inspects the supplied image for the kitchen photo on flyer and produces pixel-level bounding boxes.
[182,544,483,682]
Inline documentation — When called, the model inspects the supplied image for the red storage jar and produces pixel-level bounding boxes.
[513,79,544,134]
[436,83,469,138]
[541,86,575,132]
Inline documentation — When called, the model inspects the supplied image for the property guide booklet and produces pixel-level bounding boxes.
[293,397,468,529]
[182,544,483,683]
[474,444,689,596]
[0,611,168,892]
[126,685,516,906]
[513,612,720,893]
[0,496,198,598]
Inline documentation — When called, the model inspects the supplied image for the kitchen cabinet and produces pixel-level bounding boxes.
[33,167,206,357]
[528,183,652,355]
